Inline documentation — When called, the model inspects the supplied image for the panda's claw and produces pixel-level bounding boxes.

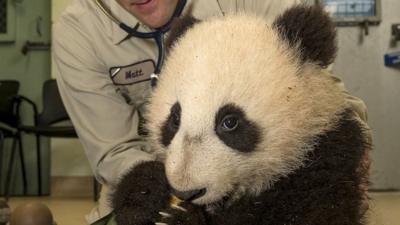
[155,223,168,225]
[159,211,172,218]
[171,204,187,212]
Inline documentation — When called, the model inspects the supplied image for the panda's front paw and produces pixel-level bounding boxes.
[112,161,171,225]
[156,198,207,225]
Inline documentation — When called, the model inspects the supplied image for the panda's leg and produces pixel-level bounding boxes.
[112,161,171,225]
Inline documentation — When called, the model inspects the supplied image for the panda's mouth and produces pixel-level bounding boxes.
[205,190,235,213]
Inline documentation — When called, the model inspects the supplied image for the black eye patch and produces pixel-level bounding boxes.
[215,104,261,153]
[160,102,181,147]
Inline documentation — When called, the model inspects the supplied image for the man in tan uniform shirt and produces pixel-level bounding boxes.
[52,0,368,224]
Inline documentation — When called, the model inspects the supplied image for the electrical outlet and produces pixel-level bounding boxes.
[392,24,400,41]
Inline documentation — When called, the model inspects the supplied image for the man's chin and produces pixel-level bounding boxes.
[129,0,178,29]
[141,13,172,29]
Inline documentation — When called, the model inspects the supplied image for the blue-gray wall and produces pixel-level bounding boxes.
[333,0,400,189]
[0,0,51,195]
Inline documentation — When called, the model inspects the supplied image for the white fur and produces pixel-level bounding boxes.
[146,14,347,205]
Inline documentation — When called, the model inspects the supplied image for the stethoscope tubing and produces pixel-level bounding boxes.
[94,0,186,87]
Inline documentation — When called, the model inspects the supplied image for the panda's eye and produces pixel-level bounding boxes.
[221,115,239,131]
[161,102,181,147]
[215,103,261,153]
[168,104,181,130]
[171,111,180,129]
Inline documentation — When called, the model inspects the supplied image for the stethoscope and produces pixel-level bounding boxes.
[94,0,187,87]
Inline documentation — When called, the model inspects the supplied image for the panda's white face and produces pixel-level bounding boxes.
[147,14,345,206]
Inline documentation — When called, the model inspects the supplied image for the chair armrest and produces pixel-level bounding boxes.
[15,95,39,125]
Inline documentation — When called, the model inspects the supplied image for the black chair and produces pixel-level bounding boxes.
[1,79,100,199]
[0,80,27,198]
[19,79,78,196]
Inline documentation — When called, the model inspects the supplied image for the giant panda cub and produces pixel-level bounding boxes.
[112,4,371,225]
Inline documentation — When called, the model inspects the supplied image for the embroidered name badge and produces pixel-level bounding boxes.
[109,60,155,85]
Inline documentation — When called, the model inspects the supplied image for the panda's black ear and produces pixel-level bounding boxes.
[272,4,337,68]
[166,10,200,51]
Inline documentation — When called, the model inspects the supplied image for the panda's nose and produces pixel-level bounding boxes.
[171,187,207,201]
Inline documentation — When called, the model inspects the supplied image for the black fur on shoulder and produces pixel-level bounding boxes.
[166,9,200,51]
[112,161,171,225]
[273,4,337,68]
[209,109,371,225]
